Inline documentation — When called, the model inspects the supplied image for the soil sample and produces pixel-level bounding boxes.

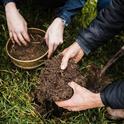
[32,56,111,117]
[35,56,86,102]
[9,33,47,60]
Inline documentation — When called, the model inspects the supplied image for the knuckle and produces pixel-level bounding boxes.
[55,42,59,45]
[15,29,21,34]
[60,40,63,44]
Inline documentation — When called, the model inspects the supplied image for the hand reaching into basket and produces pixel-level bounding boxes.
[5,2,30,46]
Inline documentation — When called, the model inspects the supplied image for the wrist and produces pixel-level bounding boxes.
[5,2,16,12]
[55,17,66,27]
[94,93,104,108]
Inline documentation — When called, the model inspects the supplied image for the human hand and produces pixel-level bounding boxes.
[5,2,30,46]
[45,17,64,58]
[56,81,104,111]
[60,42,84,70]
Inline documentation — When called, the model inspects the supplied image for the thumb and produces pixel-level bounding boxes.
[68,81,82,93]
[55,82,79,107]
[73,50,84,63]
[55,99,73,108]
[61,53,70,70]
[44,34,49,46]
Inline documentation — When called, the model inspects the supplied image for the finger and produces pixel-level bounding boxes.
[73,50,84,63]
[48,43,54,58]
[58,48,68,57]
[66,107,83,111]
[22,31,30,42]
[53,44,58,52]
[44,33,49,46]
[44,37,48,46]
[9,31,12,38]
[17,33,27,46]
[60,52,70,70]
[68,81,79,89]
[13,32,21,46]
[68,81,83,93]
[61,107,74,111]
[9,32,14,44]
[61,48,68,56]
[55,99,74,108]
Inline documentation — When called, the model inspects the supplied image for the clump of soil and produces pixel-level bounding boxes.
[34,56,86,102]
[32,56,111,117]
[32,56,85,117]
[10,33,47,60]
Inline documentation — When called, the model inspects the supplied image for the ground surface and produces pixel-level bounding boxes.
[0,0,124,123]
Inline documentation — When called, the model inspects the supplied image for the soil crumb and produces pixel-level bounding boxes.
[10,33,47,60]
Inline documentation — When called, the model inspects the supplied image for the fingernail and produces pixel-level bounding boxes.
[47,54,50,59]
[61,64,65,70]
[68,82,72,85]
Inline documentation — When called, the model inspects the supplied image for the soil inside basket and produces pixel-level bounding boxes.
[10,33,47,60]
[32,56,111,118]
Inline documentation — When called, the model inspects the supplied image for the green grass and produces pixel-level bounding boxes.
[0,0,124,123]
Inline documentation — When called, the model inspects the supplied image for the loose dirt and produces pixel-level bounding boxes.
[35,56,85,102]
[10,33,47,60]
[32,56,110,117]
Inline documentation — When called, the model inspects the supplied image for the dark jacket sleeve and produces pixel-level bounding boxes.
[1,0,16,5]
[57,0,86,25]
[100,80,124,109]
[76,0,124,55]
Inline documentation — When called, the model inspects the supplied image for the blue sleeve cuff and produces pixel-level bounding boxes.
[57,0,86,26]
[57,11,71,26]
[76,37,91,55]
[100,80,124,109]
[2,0,15,5]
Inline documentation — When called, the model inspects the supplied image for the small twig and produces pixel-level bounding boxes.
[100,46,124,77]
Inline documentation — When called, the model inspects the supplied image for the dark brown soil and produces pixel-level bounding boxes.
[34,56,86,102]
[84,65,111,93]
[32,56,111,117]
[10,33,47,60]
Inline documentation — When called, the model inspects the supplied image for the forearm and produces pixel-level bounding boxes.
[57,0,86,25]
[76,0,124,55]
[100,80,124,109]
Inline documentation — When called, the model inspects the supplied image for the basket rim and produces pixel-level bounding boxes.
[6,28,48,63]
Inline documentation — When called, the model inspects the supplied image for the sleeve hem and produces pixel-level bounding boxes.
[3,0,15,5]
[57,11,71,25]
[76,38,91,55]
[100,91,108,107]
